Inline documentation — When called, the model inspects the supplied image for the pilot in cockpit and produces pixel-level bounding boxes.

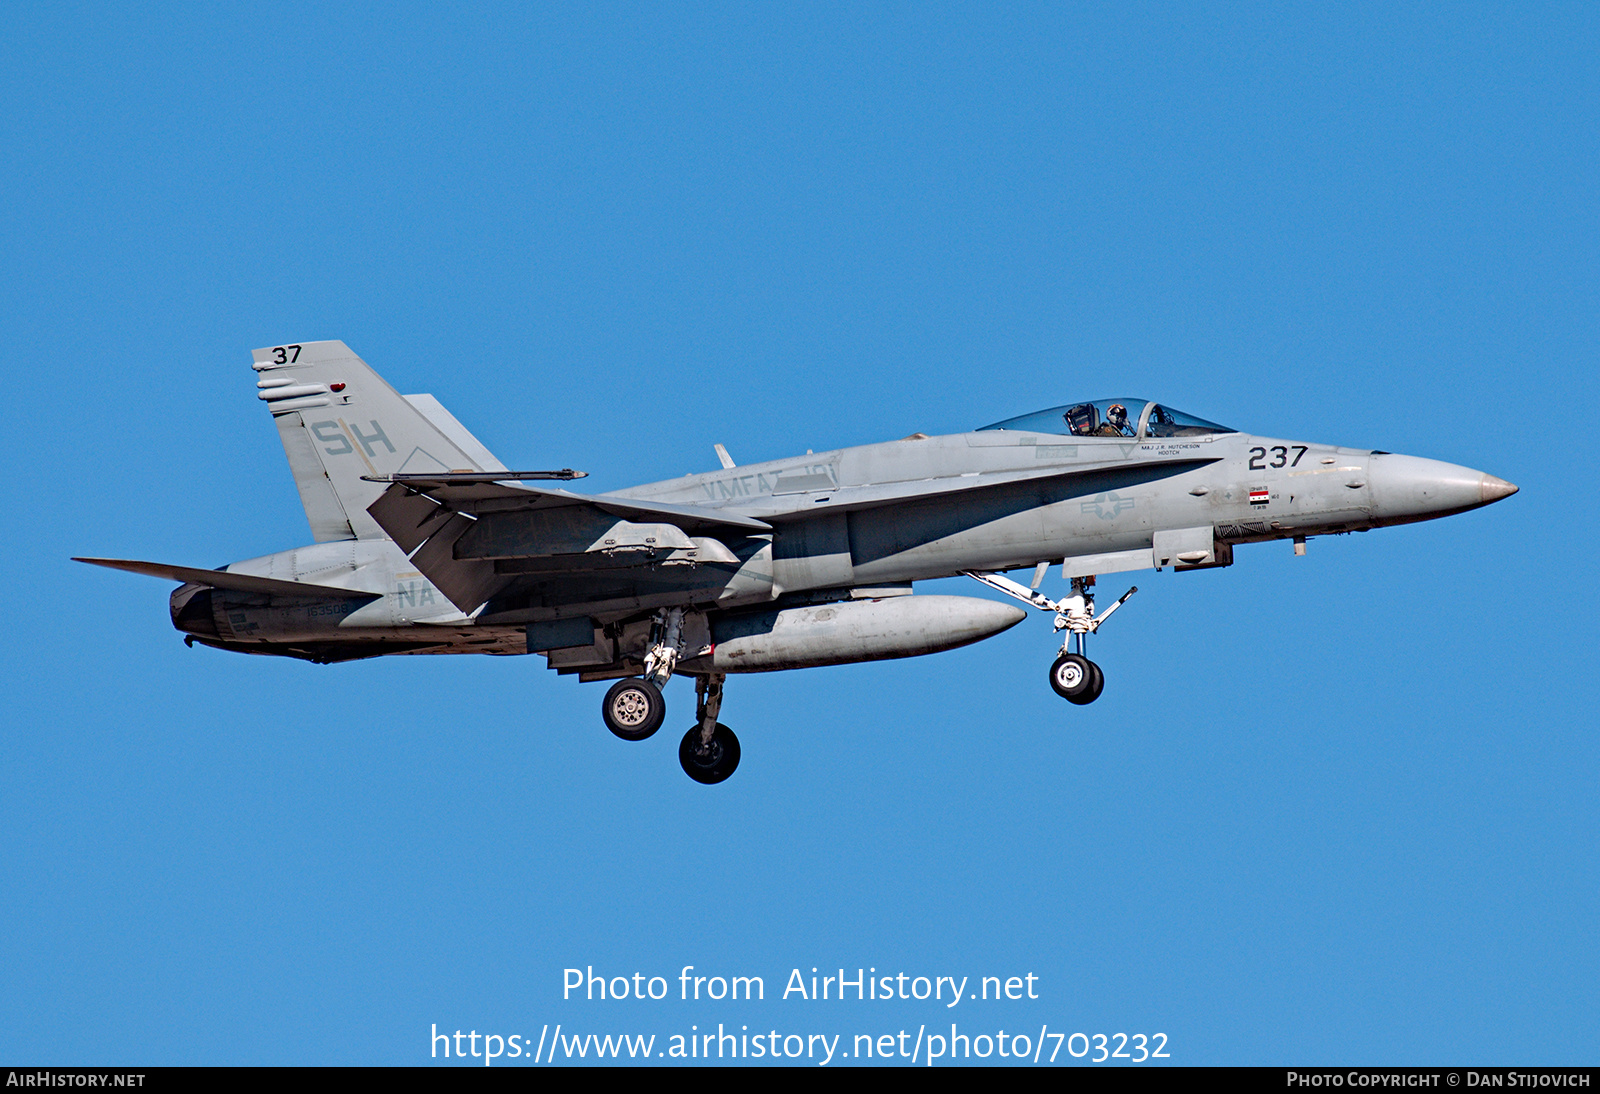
[1095,403,1133,437]
[1065,401,1136,438]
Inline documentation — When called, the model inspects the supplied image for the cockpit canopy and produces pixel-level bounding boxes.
[979,399,1236,439]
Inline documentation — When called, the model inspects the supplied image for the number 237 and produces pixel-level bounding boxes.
[1249,445,1307,470]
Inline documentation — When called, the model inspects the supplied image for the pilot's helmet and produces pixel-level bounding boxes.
[1107,403,1128,428]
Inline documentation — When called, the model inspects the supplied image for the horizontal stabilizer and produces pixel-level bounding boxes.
[73,557,380,599]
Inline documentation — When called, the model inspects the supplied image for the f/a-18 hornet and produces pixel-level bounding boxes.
[80,341,1517,784]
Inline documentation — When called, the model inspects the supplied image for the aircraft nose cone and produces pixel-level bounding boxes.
[1480,474,1518,504]
[1368,454,1517,526]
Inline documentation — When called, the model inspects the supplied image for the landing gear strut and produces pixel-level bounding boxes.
[1047,576,1116,705]
[680,673,740,784]
[964,569,1136,706]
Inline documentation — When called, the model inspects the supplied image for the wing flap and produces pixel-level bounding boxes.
[406,513,503,612]
[367,485,459,554]
[365,481,771,613]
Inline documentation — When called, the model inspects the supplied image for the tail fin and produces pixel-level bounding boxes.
[253,340,507,542]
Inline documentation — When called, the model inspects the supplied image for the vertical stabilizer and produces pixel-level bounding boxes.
[253,340,504,541]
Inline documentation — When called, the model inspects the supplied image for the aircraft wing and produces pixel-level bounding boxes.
[73,557,381,599]
[365,479,770,613]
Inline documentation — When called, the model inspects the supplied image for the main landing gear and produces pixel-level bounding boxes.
[601,606,683,741]
[964,569,1137,706]
[599,608,742,784]
[602,677,665,740]
[680,673,740,785]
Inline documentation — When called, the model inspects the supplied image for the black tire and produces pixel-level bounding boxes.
[1082,660,1105,704]
[602,678,665,741]
[1049,653,1095,703]
[679,723,741,784]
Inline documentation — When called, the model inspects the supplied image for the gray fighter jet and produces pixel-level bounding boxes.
[78,341,1517,784]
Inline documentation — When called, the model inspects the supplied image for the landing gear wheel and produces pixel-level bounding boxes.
[1050,653,1099,704]
[1083,660,1105,704]
[602,678,665,741]
[679,723,741,784]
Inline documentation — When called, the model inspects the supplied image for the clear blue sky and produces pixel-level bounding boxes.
[2,1,1595,1066]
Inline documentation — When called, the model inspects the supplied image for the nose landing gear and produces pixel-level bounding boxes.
[965,569,1136,706]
